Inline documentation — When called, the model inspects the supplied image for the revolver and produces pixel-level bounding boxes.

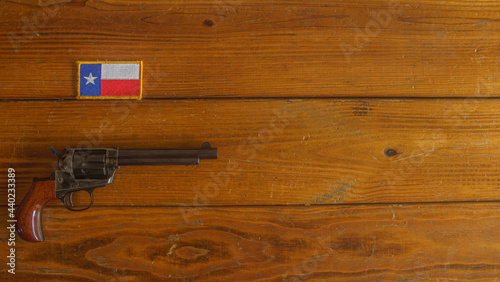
[16,143,217,242]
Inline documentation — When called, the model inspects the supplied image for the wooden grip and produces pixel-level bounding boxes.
[16,180,56,242]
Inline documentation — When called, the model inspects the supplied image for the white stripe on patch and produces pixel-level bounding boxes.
[101,63,140,80]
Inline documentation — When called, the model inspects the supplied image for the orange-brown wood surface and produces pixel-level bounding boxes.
[1,99,500,206]
[1,0,500,281]
[3,203,500,280]
[1,0,500,99]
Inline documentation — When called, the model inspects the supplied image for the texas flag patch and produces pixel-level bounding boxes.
[77,61,143,100]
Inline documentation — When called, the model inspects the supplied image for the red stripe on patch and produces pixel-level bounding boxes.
[101,80,140,96]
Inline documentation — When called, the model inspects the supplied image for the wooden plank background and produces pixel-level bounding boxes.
[1,0,500,99]
[1,0,500,280]
[4,203,500,281]
[2,99,500,206]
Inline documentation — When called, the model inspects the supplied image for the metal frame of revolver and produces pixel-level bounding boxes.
[49,147,119,211]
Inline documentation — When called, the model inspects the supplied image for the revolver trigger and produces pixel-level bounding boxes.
[69,192,75,207]
[62,192,74,211]
[87,189,95,208]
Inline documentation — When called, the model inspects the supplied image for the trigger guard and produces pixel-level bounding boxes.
[62,190,94,212]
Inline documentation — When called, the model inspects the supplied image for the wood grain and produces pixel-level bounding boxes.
[1,0,499,99]
[2,1,500,280]
[2,203,499,280]
[2,99,500,206]
[15,180,56,242]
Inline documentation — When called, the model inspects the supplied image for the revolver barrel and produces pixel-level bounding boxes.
[117,142,217,166]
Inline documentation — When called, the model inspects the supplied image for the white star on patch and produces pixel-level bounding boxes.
[84,73,97,85]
